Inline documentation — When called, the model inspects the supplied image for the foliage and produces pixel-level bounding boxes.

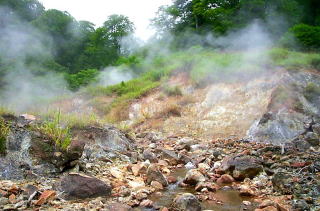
[35,110,71,150]
[0,117,9,155]
[65,69,99,91]
[290,24,320,50]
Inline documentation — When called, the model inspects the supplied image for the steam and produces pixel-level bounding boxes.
[98,67,133,86]
[0,7,69,112]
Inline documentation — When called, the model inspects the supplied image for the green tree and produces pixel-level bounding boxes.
[103,14,135,54]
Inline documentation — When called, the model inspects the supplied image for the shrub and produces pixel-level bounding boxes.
[163,85,183,96]
[0,118,9,155]
[290,24,320,50]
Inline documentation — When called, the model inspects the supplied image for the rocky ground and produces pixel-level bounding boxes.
[0,118,319,211]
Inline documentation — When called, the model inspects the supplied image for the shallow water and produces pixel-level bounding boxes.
[149,168,252,211]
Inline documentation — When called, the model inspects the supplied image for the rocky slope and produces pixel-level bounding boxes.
[0,69,319,211]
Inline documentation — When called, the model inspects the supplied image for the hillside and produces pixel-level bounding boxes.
[0,49,319,211]
[1,0,320,210]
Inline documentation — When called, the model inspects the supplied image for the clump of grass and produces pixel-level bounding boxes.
[304,82,320,102]
[163,85,183,96]
[0,118,10,155]
[35,111,71,150]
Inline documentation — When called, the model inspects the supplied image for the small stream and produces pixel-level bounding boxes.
[149,168,252,211]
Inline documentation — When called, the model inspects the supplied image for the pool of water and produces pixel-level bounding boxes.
[149,168,253,211]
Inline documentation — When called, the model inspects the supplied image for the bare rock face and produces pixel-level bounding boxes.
[219,155,263,180]
[173,193,201,211]
[146,164,168,187]
[55,173,112,200]
[73,125,135,161]
[247,71,320,148]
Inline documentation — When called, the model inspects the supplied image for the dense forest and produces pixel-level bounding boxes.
[0,0,319,92]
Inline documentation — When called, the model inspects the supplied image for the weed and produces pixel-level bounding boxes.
[35,110,71,150]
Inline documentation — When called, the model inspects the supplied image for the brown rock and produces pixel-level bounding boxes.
[55,173,111,200]
[259,200,276,208]
[216,174,235,185]
[239,185,255,197]
[195,182,217,192]
[8,194,16,203]
[140,199,153,207]
[151,181,164,190]
[167,176,177,184]
[131,164,146,176]
[255,206,277,211]
[35,190,56,206]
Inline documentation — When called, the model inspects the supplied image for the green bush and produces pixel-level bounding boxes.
[66,69,99,91]
[290,24,320,50]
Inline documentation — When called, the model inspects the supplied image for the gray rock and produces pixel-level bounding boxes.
[143,149,158,163]
[146,164,168,187]
[219,155,263,180]
[173,193,201,211]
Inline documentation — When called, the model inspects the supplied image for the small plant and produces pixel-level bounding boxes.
[0,118,9,155]
[163,85,183,96]
[36,110,71,150]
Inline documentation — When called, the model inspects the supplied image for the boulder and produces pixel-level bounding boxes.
[146,164,168,187]
[75,125,135,161]
[55,173,112,200]
[219,155,263,180]
[183,169,206,185]
[173,193,201,211]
